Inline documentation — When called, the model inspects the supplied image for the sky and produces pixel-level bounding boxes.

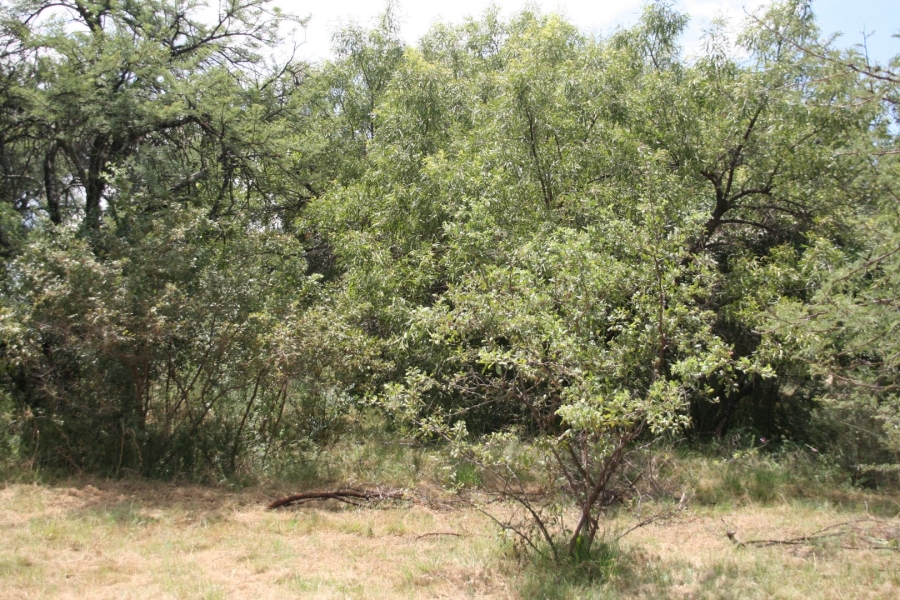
[272,0,900,65]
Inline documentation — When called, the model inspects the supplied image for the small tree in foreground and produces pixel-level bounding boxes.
[382,174,742,561]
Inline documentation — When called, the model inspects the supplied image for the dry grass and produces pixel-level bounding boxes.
[610,504,900,599]
[0,478,898,599]
[0,479,511,599]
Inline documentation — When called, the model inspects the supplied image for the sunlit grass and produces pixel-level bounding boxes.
[1,443,898,599]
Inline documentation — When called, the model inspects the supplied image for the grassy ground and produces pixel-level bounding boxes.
[1,472,898,599]
[0,478,508,599]
[1,437,899,599]
[521,503,900,599]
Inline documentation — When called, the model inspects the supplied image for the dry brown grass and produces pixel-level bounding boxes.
[0,479,511,599]
[613,504,900,599]
[1,478,898,599]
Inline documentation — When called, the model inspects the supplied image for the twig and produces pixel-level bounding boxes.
[614,492,688,542]
[415,532,465,540]
[742,532,844,547]
[267,488,405,509]
[722,517,744,547]
[726,529,745,547]
[725,518,900,552]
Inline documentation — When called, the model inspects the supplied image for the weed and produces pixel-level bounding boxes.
[452,459,483,488]
[517,538,625,599]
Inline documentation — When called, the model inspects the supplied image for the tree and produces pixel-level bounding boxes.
[755,15,900,474]
[311,5,734,560]
[0,0,380,476]
[0,0,304,233]
[308,1,895,559]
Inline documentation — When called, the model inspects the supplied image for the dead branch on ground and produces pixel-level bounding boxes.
[415,531,465,540]
[267,488,405,509]
[724,518,900,552]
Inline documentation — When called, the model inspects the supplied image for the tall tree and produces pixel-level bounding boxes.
[0,0,376,477]
[0,0,303,233]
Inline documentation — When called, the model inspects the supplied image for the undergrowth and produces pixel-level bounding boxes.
[515,539,629,600]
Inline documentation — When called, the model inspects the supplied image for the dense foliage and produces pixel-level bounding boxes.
[1,0,898,556]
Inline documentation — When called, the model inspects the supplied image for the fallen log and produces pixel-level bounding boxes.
[267,488,405,509]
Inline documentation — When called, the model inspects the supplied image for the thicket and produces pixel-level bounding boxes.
[1,0,898,560]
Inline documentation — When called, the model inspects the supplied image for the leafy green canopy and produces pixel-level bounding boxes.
[305,1,896,556]
[313,1,873,436]
[0,1,377,476]
[0,0,897,503]
[757,21,900,470]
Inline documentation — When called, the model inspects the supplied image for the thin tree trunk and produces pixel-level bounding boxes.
[44,146,61,224]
